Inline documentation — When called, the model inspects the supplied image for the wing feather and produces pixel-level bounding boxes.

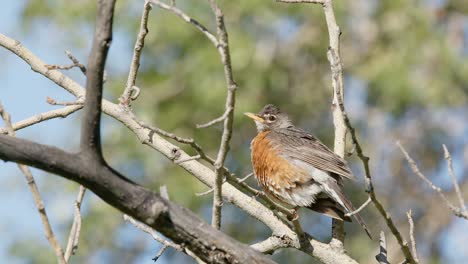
[268,128,355,180]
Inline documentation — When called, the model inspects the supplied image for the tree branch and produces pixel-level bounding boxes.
[0,134,276,264]
[406,210,420,264]
[443,144,468,215]
[375,231,389,264]
[149,0,218,47]
[0,103,66,264]
[64,185,86,261]
[206,0,238,230]
[119,0,152,107]
[398,142,468,220]
[0,105,82,134]
[80,0,115,158]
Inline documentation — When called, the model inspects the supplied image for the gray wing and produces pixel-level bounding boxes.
[269,128,355,180]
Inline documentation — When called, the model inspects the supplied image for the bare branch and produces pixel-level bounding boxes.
[152,244,169,262]
[80,0,116,158]
[397,142,468,220]
[0,105,82,134]
[64,185,86,261]
[345,196,372,218]
[443,144,467,215]
[207,0,238,230]
[406,210,420,264]
[45,50,87,75]
[149,0,219,47]
[0,103,66,264]
[46,96,84,106]
[196,109,229,128]
[375,231,389,264]
[119,1,152,107]
[124,214,183,251]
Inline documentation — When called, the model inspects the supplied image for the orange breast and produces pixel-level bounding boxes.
[251,131,309,201]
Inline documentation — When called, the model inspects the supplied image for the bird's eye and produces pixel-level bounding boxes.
[268,115,276,121]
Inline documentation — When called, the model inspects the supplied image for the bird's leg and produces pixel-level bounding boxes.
[287,207,299,221]
[289,208,305,238]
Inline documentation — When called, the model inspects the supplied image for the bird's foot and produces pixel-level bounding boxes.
[287,209,299,221]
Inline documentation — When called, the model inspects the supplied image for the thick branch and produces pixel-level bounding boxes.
[80,0,115,157]
[0,135,275,264]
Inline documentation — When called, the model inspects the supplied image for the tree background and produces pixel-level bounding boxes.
[0,0,467,263]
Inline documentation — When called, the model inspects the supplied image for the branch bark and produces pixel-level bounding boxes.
[0,134,276,264]
[80,0,115,158]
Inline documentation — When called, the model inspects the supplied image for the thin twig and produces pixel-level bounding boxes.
[195,178,227,196]
[345,196,371,217]
[45,50,87,75]
[0,105,82,134]
[208,0,238,230]
[149,0,218,47]
[443,144,467,215]
[406,210,419,264]
[398,142,468,220]
[152,244,169,262]
[0,103,66,264]
[124,214,183,251]
[64,185,87,261]
[375,231,389,264]
[46,96,84,106]
[196,109,229,128]
[119,0,152,107]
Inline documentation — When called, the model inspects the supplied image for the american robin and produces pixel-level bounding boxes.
[245,104,371,238]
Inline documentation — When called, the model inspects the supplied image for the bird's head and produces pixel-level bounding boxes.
[244,104,292,132]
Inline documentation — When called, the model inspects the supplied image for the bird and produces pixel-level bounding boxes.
[245,104,371,238]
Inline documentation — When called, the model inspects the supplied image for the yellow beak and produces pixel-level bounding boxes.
[244,112,264,123]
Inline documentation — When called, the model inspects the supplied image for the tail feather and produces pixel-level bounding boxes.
[323,180,373,239]
[308,198,351,222]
